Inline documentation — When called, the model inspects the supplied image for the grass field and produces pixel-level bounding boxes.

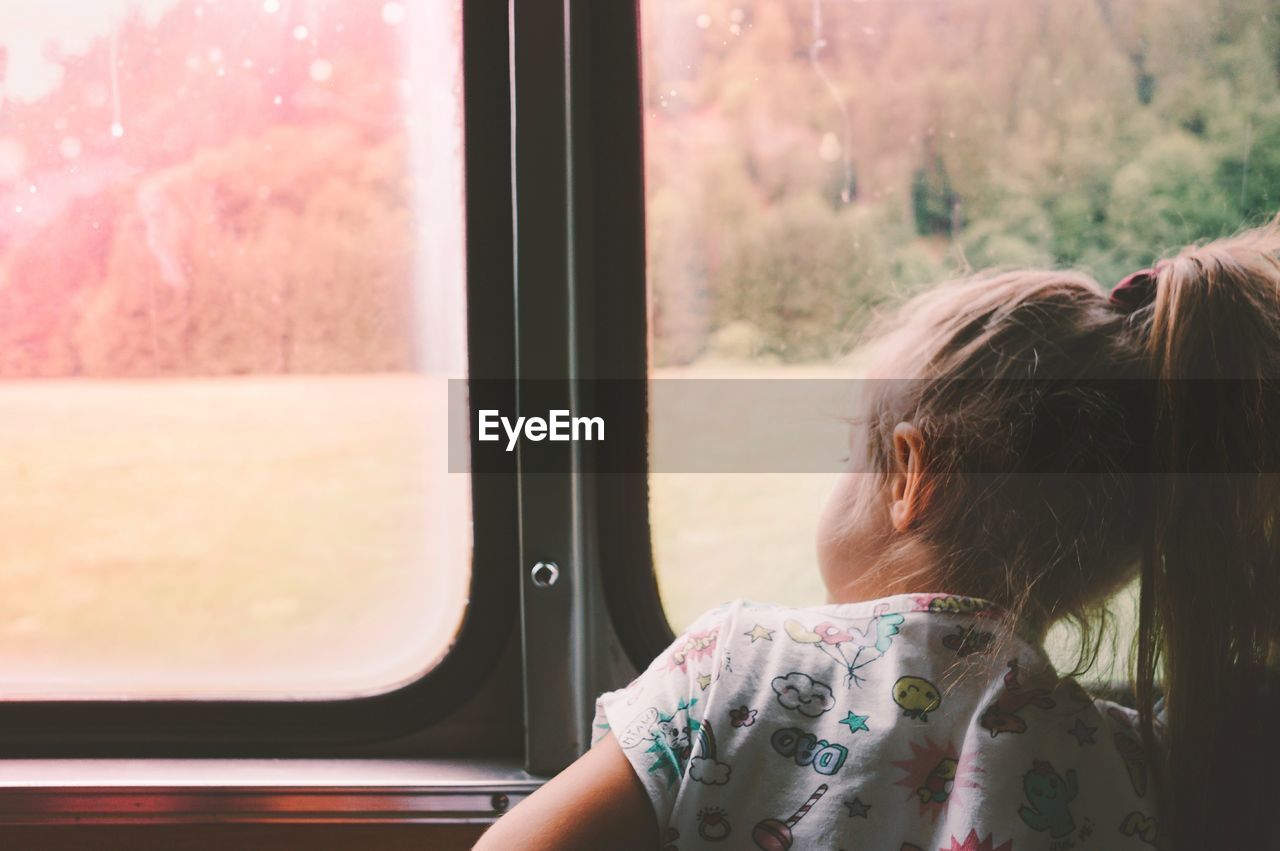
[0,365,1132,700]
[0,374,468,698]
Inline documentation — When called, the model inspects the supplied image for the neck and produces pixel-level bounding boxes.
[824,537,941,604]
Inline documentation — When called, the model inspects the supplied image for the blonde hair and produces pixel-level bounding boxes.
[860,219,1280,847]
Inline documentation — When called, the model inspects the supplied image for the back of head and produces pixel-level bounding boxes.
[863,269,1146,628]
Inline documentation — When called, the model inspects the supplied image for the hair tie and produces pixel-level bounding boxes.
[1109,262,1165,312]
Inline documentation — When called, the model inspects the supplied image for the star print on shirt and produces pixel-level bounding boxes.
[697,673,713,691]
[744,624,775,642]
[839,711,870,734]
[844,797,871,818]
[1068,717,1097,746]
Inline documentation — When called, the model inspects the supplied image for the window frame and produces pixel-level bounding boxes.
[507,0,671,774]
[0,0,519,757]
[579,2,674,675]
[0,0,665,771]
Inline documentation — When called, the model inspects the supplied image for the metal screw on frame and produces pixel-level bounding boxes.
[530,561,560,588]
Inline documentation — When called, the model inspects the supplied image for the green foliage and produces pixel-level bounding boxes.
[1108,134,1240,266]
[911,157,958,237]
[713,196,921,361]
[0,126,414,377]
[645,0,1280,364]
[1218,110,1280,224]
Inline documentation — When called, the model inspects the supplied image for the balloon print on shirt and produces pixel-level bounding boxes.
[615,698,700,790]
[893,675,942,721]
[892,736,980,819]
[980,659,1057,736]
[689,720,731,785]
[771,672,835,718]
[697,807,731,842]
[752,782,828,851]
[783,602,905,687]
[1018,759,1078,839]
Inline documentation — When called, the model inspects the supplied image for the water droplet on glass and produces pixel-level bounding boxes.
[382,2,406,25]
[696,13,711,29]
[14,206,22,214]
[28,185,36,194]
[729,7,745,23]
[273,95,283,106]
[729,23,741,35]
[111,122,125,138]
[309,59,333,82]
[59,137,82,159]
[263,0,280,12]
[293,25,309,40]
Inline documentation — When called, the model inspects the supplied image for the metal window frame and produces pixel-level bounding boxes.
[0,759,539,825]
[508,0,671,775]
[0,0,666,788]
[0,0,520,757]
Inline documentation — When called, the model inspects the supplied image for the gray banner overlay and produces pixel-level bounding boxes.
[449,379,1269,474]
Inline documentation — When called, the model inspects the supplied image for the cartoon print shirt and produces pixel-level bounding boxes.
[593,593,1161,851]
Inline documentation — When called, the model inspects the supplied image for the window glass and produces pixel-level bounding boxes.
[0,0,468,698]
[642,0,1275,674]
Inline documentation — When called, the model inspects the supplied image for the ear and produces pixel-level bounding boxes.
[889,422,927,532]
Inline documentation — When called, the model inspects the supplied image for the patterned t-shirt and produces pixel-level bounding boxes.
[593,593,1161,851]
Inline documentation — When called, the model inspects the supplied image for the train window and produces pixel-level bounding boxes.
[0,0,470,700]
[641,0,1274,673]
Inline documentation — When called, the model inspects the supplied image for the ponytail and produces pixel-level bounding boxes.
[1130,221,1280,846]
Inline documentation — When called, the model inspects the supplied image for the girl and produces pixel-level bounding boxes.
[478,221,1280,850]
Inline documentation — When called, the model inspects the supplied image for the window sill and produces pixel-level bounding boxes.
[0,758,539,825]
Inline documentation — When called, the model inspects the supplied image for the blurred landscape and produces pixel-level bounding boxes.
[0,375,468,698]
[0,0,419,377]
[642,0,1280,365]
[0,0,469,697]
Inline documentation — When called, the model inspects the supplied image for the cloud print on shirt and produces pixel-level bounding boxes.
[772,672,835,717]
